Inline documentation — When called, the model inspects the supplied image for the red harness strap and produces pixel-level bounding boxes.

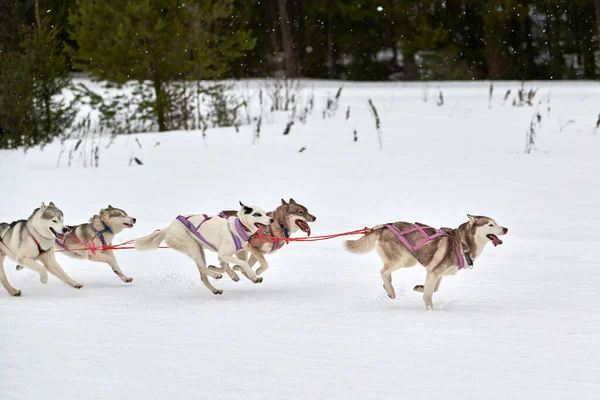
[31,235,47,256]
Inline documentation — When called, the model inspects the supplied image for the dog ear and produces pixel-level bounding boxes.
[289,198,297,205]
[467,214,476,223]
[239,201,252,214]
[49,202,56,208]
[107,205,114,210]
[281,199,287,206]
[40,202,46,210]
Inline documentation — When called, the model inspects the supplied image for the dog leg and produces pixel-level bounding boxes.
[15,256,48,284]
[212,261,240,282]
[39,252,83,289]
[0,254,21,296]
[422,273,440,310]
[220,254,262,284]
[380,263,398,299]
[249,248,269,275]
[88,250,133,283]
[188,246,223,295]
[413,277,443,294]
[166,238,222,280]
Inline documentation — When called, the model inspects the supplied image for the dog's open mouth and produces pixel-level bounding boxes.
[254,223,267,236]
[487,234,503,247]
[50,227,65,241]
[295,220,311,236]
[124,223,134,228]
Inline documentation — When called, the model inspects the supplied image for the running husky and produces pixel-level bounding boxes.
[345,214,508,309]
[211,198,316,279]
[19,206,137,283]
[0,202,82,296]
[134,202,273,295]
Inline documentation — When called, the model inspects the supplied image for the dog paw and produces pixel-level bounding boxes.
[254,277,263,284]
[40,272,48,284]
[15,265,23,271]
[230,274,240,282]
[213,289,223,295]
[413,285,424,293]
[13,290,22,297]
[73,283,84,289]
[214,274,223,280]
[208,265,218,271]
[122,277,133,283]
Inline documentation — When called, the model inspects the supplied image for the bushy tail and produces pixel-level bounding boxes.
[344,229,380,254]
[135,230,166,250]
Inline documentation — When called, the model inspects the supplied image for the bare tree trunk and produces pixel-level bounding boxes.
[277,0,298,77]
[326,15,335,78]
[595,0,600,55]
[35,0,41,30]
[264,0,281,73]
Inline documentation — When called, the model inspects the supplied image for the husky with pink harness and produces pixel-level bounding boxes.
[134,202,273,295]
[345,214,508,310]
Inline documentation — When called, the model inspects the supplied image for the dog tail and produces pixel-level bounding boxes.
[134,229,166,250]
[344,228,381,254]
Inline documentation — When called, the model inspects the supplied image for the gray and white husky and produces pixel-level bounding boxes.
[134,202,273,295]
[0,202,82,296]
[18,206,137,283]
[345,214,508,310]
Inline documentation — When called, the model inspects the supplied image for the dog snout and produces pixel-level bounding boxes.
[269,218,274,223]
[62,227,69,233]
[132,218,137,224]
[503,227,508,234]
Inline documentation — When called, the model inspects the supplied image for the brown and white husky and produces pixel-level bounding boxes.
[345,214,508,310]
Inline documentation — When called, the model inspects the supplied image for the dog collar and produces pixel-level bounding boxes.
[279,223,289,238]
[464,252,474,267]
[101,222,112,234]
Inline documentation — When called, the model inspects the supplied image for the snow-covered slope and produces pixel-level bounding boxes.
[1,80,599,399]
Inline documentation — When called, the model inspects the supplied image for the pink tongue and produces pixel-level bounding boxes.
[490,235,502,247]
[296,220,311,236]
[256,225,266,236]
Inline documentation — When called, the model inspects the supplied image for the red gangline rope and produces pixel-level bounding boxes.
[54,228,371,253]
[251,227,370,245]
[55,230,170,253]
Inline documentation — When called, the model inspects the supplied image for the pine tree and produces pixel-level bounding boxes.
[0,4,75,150]
[69,0,255,132]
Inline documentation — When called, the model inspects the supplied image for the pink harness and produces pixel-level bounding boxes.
[385,223,465,269]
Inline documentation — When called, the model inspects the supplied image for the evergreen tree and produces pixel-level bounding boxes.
[0,8,75,150]
[69,0,255,132]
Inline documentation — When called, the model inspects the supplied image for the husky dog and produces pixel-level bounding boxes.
[134,202,273,295]
[19,206,137,283]
[0,202,82,296]
[345,214,508,309]
[212,198,316,280]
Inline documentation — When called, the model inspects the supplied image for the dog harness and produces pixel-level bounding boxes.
[384,223,470,269]
[177,214,251,252]
[55,223,110,254]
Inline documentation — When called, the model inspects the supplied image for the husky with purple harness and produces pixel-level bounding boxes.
[134,202,273,295]
[344,214,508,310]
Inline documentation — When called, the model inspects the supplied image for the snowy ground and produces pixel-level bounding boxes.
[1,80,599,399]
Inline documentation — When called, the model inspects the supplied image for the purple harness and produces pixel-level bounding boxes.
[385,223,465,270]
[177,214,250,252]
